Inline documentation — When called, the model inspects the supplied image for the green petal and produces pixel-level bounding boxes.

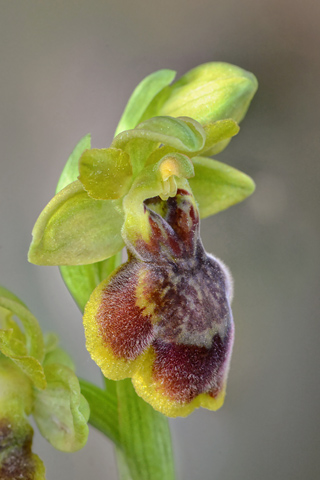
[43,346,75,371]
[56,133,91,194]
[0,330,46,390]
[43,332,59,354]
[115,69,176,136]
[113,116,205,155]
[190,156,255,218]
[0,295,44,363]
[78,148,132,200]
[142,62,258,126]
[33,363,89,452]
[28,181,124,266]
[199,119,240,156]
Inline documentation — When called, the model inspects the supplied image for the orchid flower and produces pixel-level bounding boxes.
[28,62,257,417]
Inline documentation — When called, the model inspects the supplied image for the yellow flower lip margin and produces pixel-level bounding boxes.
[84,188,234,417]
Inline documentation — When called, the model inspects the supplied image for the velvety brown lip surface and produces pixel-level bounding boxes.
[97,260,154,360]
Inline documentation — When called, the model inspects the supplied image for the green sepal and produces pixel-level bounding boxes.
[0,295,44,363]
[33,363,90,452]
[115,69,176,136]
[56,133,91,194]
[54,138,124,311]
[78,148,132,200]
[189,156,255,218]
[28,181,124,266]
[0,357,34,416]
[141,62,258,126]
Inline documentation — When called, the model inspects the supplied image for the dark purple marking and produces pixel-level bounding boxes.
[152,330,232,403]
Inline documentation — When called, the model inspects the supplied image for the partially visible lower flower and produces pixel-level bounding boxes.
[0,286,89,477]
[0,358,45,480]
[84,188,234,417]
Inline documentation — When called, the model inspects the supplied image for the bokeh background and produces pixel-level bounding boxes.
[1,1,320,479]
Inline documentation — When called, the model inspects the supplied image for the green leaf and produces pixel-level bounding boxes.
[79,378,120,446]
[79,148,132,200]
[56,134,91,194]
[115,69,176,136]
[33,363,89,452]
[60,252,122,312]
[28,181,124,266]
[142,62,258,126]
[189,156,255,218]
[116,379,175,480]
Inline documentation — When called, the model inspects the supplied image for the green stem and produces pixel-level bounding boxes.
[115,447,133,480]
[115,379,175,480]
[81,377,175,480]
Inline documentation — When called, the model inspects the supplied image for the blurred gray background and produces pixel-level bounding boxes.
[1,1,319,479]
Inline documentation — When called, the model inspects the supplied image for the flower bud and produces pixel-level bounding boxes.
[141,62,258,126]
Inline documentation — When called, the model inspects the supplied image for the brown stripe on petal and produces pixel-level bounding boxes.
[148,214,182,257]
[165,191,199,254]
[140,190,200,262]
[152,331,232,404]
[97,260,154,360]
